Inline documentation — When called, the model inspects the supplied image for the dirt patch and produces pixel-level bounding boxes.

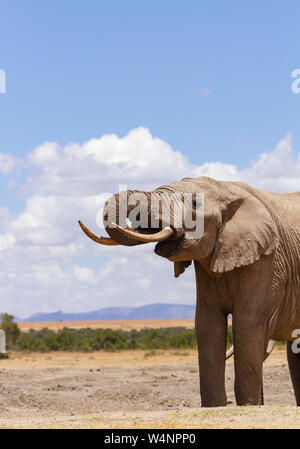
[0,348,297,428]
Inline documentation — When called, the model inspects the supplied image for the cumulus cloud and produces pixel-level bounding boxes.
[0,233,16,250]
[0,128,300,317]
[239,134,300,191]
[196,134,300,192]
[73,265,96,284]
[194,161,238,181]
[25,127,193,196]
[0,153,19,174]
[9,194,107,246]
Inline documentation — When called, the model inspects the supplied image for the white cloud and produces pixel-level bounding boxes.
[73,265,96,284]
[239,134,300,191]
[0,153,19,174]
[24,127,193,197]
[29,142,60,166]
[10,194,106,246]
[1,128,300,317]
[196,134,300,192]
[194,161,238,181]
[0,233,16,250]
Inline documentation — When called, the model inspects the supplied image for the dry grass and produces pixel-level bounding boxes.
[17,318,196,332]
[0,347,286,370]
[0,406,299,429]
[0,347,292,429]
[0,318,289,429]
[0,348,199,369]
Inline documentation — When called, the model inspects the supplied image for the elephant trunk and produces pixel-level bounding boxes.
[79,190,176,247]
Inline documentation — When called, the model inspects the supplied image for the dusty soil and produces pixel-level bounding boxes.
[0,347,299,428]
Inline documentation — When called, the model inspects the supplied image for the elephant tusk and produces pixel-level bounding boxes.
[111,223,174,243]
[226,339,276,361]
[78,220,120,246]
[265,339,276,360]
[226,345,234,359]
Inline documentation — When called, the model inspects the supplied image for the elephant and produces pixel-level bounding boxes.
[79,176,300,407]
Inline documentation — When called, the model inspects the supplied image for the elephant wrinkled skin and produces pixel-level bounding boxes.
[79,176,300,407]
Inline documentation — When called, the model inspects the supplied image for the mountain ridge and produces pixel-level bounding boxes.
[18,303,195,322]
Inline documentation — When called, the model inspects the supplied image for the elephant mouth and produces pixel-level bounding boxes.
[154,235,184,260]
[78,220,181,247]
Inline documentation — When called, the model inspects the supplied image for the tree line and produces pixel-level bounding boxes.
[0,312,237,353]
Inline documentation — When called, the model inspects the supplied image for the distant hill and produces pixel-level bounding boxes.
[19,303,195,322]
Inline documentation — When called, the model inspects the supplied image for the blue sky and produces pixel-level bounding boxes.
[0,2,300,317]
[1,1,300,166]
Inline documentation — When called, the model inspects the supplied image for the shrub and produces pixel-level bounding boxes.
[0,313,20,349]
[1,319,283,354]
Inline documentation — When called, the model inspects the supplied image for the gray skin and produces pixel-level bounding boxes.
[81,176,300,407]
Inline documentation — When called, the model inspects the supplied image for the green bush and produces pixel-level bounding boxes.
[227,325,233,348]
[9,323,244,353]
[0,313,20,350]
[0,315,285,353]
[14,326,198,352]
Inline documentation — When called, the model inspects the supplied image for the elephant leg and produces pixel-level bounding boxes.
[287,341,300,405]
[260,384,264,405]
[233,316,266,405]
[195,297,227,407]
[231,259,279,406]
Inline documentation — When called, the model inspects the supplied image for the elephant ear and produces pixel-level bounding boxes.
[174,261,192,278]
[210,191,280,273]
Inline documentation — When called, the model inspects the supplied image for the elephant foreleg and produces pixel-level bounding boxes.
[195,297,228,407]
[233,316,267,405]
[287,341,300,406]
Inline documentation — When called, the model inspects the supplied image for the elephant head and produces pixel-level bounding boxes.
[78,176,280,277]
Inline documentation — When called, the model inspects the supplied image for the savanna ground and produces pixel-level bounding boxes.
[17,318,196,332]
[0,319,299,429]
